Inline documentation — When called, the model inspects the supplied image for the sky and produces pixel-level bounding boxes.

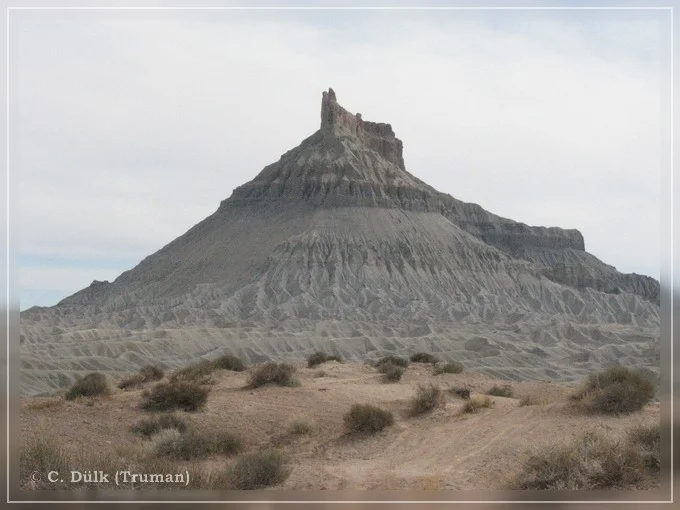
[10,6,671,310]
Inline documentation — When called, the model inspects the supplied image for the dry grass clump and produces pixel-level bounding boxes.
[409,384,445,416]
[289,421,312,435]
[227,450,289,489]
[211,354,246,372]
[461,395,494,414]
[118,365,165,390]
[509,425,661,490]
[140,382,209,412]
[151,428,242,460]
[25,398,63,411]
[20,437,72,490]
[307,351,343,368]
[409,352,440,364]
[382,364,405,383]
[247,362,299,388]
[486,384,513,398]
[344,404,395,434]
[519,393,548,407]
[375,356,409,369]
[169,360,215,385]
[131,414,188,438]
[571,365,655,415]
[65,373,110,400]
[433,362,464,375]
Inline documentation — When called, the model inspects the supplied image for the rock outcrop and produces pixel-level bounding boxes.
[19,89,659,396]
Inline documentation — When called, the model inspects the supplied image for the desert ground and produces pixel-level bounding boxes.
[19,358,660,493]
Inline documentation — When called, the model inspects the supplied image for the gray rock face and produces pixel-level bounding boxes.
[19,89,659,396]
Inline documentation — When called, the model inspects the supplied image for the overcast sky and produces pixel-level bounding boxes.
[11,6,671,310]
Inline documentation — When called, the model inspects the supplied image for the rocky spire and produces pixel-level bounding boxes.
[320,88,405,170]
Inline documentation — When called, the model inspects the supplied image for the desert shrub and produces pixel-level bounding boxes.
[486,384,513,398]
[627,423,660,473]
[382,364,404,383]
[307,351,342,368]
[20,437,72,489]
[314,370,327,378]
[118,373,145,390]
[461,395,494,414]
[409,352,439,364]
[375,356,409,369]
[247,362,298,388]
[450,386,471,400]
[433,362,464,375]
[509,429,659,490]
[571,365,655,415]
[343,404,394,434]
[131,414,188,437]
[140,365,165,381]
[227,450,289,489]
[65,373,110,400]
[289,421,312,435]
[212,354,246,372]
[152,429,242,460]
[140,382,208,412]
[169,360,215,385]
[409,384,445,416]
[519,394,547,407]
[118,365,165,390]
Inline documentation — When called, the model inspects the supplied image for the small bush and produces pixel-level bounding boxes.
[65,373,110,400]
[486,384,513,398]
[382,364,404,383]
[152,429,242,460]
[118,365,165,390]
[409,384,445,416]
[509,428,660,490]
[20,437,71,489]
[461,395,494,414]
[227,450,289,490]
[627,423,660,473]
[450,387,471,400]
[140,382,209,412]
[118,373,145,390]
[212,355,246,372]
[571,366,655,415]
[519,394,547,407]
[247,362,298,388]
[410,352,439,364]
[433,362,464,375]
[140,365,164,381]
[169,361,215,385]
[344,404,394,433]
[375,356,409,369]
[307,351,343,368]
[289,421,312,435]
[131,414,188,437]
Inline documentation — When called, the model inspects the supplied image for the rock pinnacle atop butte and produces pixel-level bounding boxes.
[20,89,659,396]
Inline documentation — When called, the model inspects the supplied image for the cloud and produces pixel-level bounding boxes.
[11,9,668,308]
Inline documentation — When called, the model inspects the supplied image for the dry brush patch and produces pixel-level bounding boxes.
[211,354,246,372]
[307,351,343,368]
[460,395,494,414]
[374,356,409,369]
[65,373,110,400]
[150,428,242,461]
[409,384,445,416]
[140,382,209,412]
[246,362,299,388]
[169,360,216,385]
[118,365,165,390]
[509,423,661,490]
[433,362,464,375]
[344,404,395,434]
[570,365,655,415]
[131,414,188,438]
[409,352,439,364]
[226,450,289,490]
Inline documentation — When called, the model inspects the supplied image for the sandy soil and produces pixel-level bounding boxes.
[19,361,659,491]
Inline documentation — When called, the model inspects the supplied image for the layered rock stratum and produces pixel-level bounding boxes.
[20,89,660,396]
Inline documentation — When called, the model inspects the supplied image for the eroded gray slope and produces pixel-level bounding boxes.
[19,89,659,396]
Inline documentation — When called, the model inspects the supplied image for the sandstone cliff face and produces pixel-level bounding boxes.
[19,89,659,396]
